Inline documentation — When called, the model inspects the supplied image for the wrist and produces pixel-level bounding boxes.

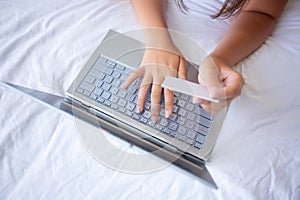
[143,28,177,52]
[208,53,231,69]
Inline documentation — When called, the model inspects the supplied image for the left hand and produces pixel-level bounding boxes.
[195,55,244,114]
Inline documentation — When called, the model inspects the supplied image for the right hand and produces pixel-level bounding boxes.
[122,47,187,122]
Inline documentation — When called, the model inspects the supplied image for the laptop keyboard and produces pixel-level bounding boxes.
[76,55,213,150]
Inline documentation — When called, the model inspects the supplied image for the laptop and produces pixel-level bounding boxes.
[62,30,226,186]
[1,29,226,188]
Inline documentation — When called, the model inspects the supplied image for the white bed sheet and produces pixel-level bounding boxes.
[1,0,300,199]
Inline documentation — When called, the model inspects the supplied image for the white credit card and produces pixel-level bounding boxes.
[161,76,220,103]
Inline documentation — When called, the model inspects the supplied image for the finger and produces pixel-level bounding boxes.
[198,73,206,86]
[136,75,152,113]
[150,82,162,122]
[164,88,174,118]
[122,68,143,89]
[222,74,244,99]
[178,56,187,80]
[198,57,224,99]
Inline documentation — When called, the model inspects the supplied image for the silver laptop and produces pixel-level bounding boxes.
[64,30,226,187]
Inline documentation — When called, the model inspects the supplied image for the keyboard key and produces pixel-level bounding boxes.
[186,121,194,129]
[117,99,127,107]
[196,116,211,128]
[132,113,140,120]
[94,88,103,96]
[126,102,135,112]
[89,94,97,100]
[83,90,91,96]
[186,138,194,145]
[199,108,213,120]
[129,95,137,103]
[195,134,205,144]
[118,107,125,113]
[102,82,111,91]
[80,82,95,92]
[140,117,148,124]
[144,102,151,110]
[142,111,151,119]
[77,88,84,94]
[194,142,202,149]
[168,114,177,122]
[177,99,186,107]
[101,91,111,100]
[111,103,118,110]
[104,75,113,84]
[159,118,169,127]
[180,94,189,101]
[115,64,125,70]
[178,126,187,135]
[187,112,195,121]
[119,74,129,81]
[110,87,118,94]
[112,71,121,79]
[178,109,187,117]
[170,131,177,138]
[109,95,119,104]
[162,128,170,134]
[85,75,96,84]
[159,108,165,117]
[105,58,116,66]
[176,117,185,125]
[177,135,186,141]
[104,100,111,107]
[117,89,127,98]
[172,105,179,113]
[148,121,156,127]
[112,79,121,87]
[104,67,113,75]
[125,110,133,117]
[90,69,105,79]
[96,97,105,103]
[155,124,163,131]
[168,122,178,131]
[194,124,209,136]
[185,103,194,111]
[187,130,196,140]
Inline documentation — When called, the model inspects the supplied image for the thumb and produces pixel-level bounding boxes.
[198,57,225,100]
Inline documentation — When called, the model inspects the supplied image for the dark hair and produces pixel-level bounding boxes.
[176,0,248,19]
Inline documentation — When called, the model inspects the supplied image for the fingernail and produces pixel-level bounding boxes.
[165,109,172,118]
[136,105,142,113]
[192,97,197,104]
[151,115,158,123]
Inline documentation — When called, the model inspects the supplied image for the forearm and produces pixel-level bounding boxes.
[211,11,276,67]
[131,0,167,28]
[211,0,288,67]
[131,0,174,49]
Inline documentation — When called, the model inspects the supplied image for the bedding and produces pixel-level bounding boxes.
[1,0,300,199]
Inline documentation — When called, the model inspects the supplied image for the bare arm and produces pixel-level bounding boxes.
[198,0,288,113]
[211,0,288,66]
[131,0,167,28]
[125,0,186,121]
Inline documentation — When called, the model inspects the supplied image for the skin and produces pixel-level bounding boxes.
[122,0,288,121]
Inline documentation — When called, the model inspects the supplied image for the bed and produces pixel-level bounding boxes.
[1,0,300,199]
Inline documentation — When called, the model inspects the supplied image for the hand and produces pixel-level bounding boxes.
[122,48,187,122]
[195,55,244,114]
